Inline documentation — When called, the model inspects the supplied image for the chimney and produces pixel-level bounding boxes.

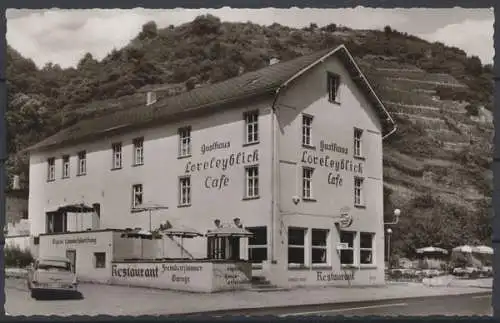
[269,57,280,66]
[146,91,157,106]
[12,175,20,190]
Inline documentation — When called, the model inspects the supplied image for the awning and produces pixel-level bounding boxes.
[47,203,95,213]
[206,225,253,238]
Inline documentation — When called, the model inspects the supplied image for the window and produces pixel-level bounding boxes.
[46,212,66,234]
[94,252,106,268]
[77,151,87,175]
[21,210,28,220]
[244,111,259,144]
[354,128,363,157]
[62,155,70,178]
[302,167,314,199]
[179,176,191,206]
[47,157,55,181]
[132,184,143,209]
[354,177,364,206]
[288,227,306,265]
[302,115,313,146]
[133,137,144,166]
[112,143,122,169]
[178,127,192,157]
[245,166,259,198]
[311,229,329,264]
[327,72,340,103]
[360,232,374,265]
[248,227,267,263]
[340,231,355,265]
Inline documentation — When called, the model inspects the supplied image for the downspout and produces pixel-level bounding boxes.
[382,125,397,141]
[270,87,283,263]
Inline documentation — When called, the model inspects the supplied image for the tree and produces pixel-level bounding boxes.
[322,23,337,33]
[139,21,158,39]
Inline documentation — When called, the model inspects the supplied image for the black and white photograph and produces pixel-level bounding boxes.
[2,6,495,317]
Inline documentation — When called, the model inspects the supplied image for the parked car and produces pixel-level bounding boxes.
[27,256,79,299]
[452,266,480,278]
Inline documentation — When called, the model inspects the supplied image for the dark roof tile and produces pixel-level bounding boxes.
[27,47,392,152]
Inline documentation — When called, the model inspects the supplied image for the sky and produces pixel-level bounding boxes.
[6,7,494,69]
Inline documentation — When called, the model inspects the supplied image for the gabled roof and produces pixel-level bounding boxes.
[26,45,395,153]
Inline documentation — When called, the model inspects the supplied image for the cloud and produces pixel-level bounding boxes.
[6,8,494,68]
[418,18,494,64]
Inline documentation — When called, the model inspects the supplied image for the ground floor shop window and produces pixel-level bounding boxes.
[360,232,374,265]
[248,226,267,263]
[288,227,306,265]
[94,252,106,268]
[311,229,329,264]
[340,231,355,265]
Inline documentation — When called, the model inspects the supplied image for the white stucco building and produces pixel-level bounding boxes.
[26,45,396,287]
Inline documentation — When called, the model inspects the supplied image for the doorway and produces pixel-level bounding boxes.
[66,249,76,273]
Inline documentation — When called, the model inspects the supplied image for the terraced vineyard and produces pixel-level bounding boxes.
[358,55,493,254]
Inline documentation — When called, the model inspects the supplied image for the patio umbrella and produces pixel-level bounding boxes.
[132,202,169,232]
[206,226,253,238]
[160,224,203,258]
[452,245,475,253]
[474,245,493,255]
[416,246,448,255]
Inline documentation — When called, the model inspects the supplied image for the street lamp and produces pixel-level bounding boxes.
[384,208,401,225]
[386,227,393,269]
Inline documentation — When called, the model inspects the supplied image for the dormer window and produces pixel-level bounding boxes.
[327,72,340,103]
[146,91,157,106]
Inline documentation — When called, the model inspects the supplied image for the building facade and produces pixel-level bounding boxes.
[27,45,395,287]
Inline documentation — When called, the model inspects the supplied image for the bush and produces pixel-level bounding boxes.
[4,245,34,268]
[465,104,479,116]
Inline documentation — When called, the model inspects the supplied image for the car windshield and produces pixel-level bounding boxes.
[37,260,71,271]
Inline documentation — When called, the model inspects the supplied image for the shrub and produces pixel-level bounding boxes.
[4,245,34,268]
[465,104,479,116]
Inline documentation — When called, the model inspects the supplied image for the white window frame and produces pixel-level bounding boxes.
[359,232,375,265]
[302,167,314,200]
[354,128,363,157]
[62,155,70,179]
[327,72,340,103]
[77,151,87,176]
[47,157,55,181]
[179,176,191,206]
[302,114,313,146]
[244,165,259,198]
[311,229,329,266]
[247,226,267,264]
[133,137,144,166]
[244,110,259,144]
[354,176,364,206]
[287,227,307,267]
[112,142,122,169]
[178,127,192,158]
[340,231,356,266]
[132,184,143,209]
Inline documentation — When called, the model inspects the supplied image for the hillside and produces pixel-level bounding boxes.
[6,15,494,258]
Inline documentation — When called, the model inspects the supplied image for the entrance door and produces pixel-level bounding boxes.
[66,249,76,273]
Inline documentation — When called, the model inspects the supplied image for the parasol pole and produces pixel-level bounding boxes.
[181,236,184,258]
[149,209,152,232]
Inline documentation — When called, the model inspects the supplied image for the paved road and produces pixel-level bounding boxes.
[186,292,493,317]
[5,277,492,317]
